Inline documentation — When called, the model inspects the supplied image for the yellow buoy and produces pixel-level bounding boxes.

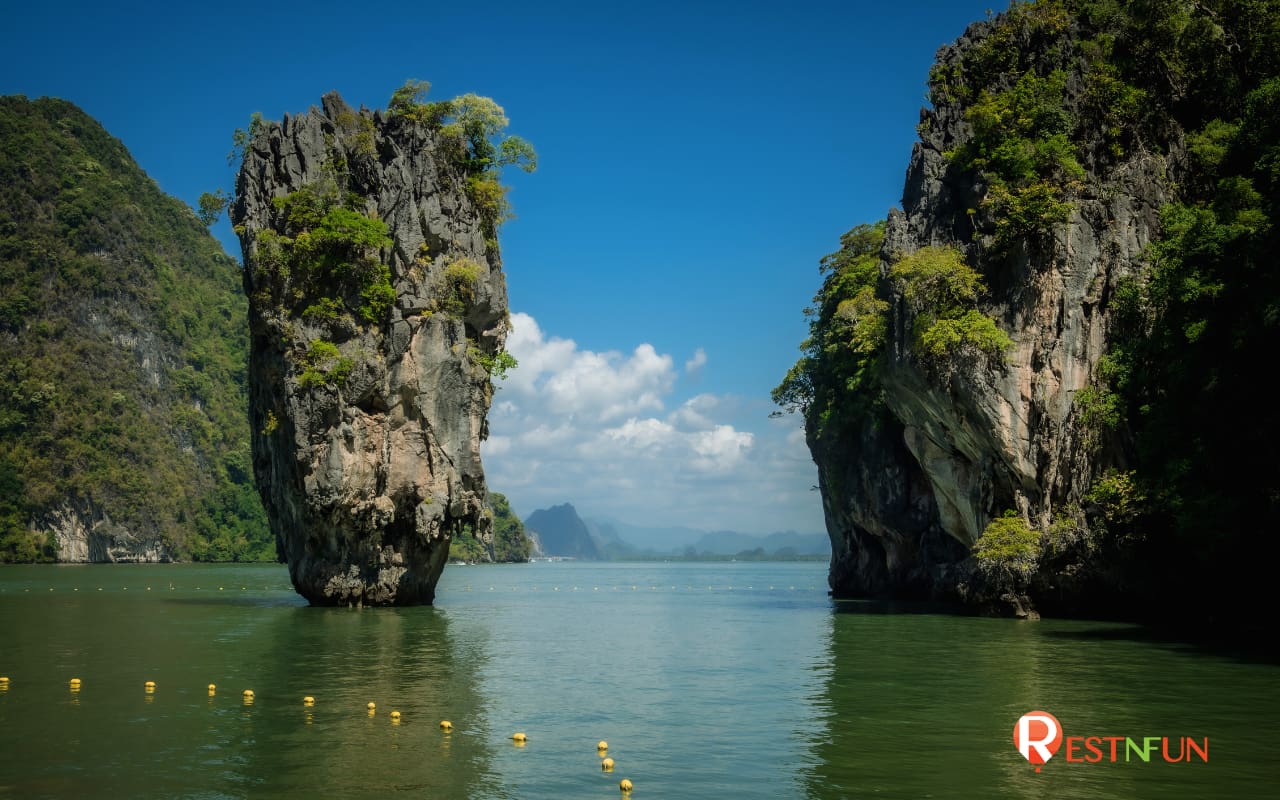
[303,696,315,705]
[0,676,9,683]
[243,689,255,698]
[69,678,82,687]
[390,711,401,722]
[620,778,633,792]
[597,740,609,752]
[367,701,376,711]
[144,681,156,688]
[602,757,615,772]
[439,720,453,731]
[511,732,527,743]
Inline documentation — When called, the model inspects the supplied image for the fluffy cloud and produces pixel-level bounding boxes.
[481,313,822,533]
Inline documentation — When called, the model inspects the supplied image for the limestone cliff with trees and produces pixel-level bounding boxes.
[231,84,531,604]
[778,0,1279,624]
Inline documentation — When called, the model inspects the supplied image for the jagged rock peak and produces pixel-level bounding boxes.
[231,90,512,605]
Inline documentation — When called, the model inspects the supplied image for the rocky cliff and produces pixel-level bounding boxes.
[786,1,1280,621]
[232,91,516,605]
[833,6,1166,612]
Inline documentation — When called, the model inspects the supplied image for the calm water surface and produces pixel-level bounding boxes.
[0,562,1275,798]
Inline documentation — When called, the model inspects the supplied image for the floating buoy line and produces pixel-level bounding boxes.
[0,675,645,789]
[445,583,818,594]
[2,581,820,597]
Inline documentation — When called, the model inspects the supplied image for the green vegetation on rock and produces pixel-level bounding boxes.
[0,96,271,562]
[489,492,532,562]
[388,80,537,233]
[783,0,1280,622]
[249,186,395,327]
[888,246,1012,361]
[973,510,1041,577]
[448,492,532,563]
[772,222,889,438]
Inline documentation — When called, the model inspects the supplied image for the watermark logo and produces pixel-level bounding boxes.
[1012,710,1208,772]
[1013,710,1062,772]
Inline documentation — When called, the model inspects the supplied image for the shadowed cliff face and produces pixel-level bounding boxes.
[814,10,1170,613]
[232,92,507,605]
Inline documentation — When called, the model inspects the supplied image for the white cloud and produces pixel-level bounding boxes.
[684,347,707,375]
[481,312,823,534]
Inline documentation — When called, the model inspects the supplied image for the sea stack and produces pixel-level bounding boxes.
[232,91,510,605]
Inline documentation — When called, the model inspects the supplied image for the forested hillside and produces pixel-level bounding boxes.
[0,96,271,562]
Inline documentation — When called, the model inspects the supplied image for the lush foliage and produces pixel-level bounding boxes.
[1057,0,1280,607]
[446,493,532,563]
[774,230,1010,442]
[387,80,536,232]
[489,492,532,562]
[248,186,395,327]
[469,345,518,380]
[0,96,271,561]
[447,525,488,563]
[197,189,229,227]
[440,257,481,316]
[296,339,354,389]
[973,510,1041,576]
[931,0,1152,248]
[772,222,888,437]
[888,246,1012,361]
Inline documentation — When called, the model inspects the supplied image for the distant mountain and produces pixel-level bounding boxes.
[584,519,636,560]
[582,517,828,557]
[524,503,601,560]
[690,530,830,556]
[585,520,711,553]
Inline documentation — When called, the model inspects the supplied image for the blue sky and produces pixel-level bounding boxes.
[2,0,1001,536]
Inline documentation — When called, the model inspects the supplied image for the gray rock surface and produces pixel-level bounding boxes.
[38,501,172,563]
[815,17,1171,612]
[232,92,508,605]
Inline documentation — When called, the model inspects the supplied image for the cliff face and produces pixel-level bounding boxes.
[232,92,509,605]
[807,6,1173,615]
[0,96,269,563]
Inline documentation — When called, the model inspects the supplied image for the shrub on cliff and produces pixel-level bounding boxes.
[888,246,1012,362]
[772,222,888,438]
[387,80,536,233]
[973,511,1041,577]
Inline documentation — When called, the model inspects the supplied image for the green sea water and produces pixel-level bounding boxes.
[0,561,1275,799]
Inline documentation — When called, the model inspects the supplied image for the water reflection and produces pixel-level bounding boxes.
[803,604,1280,799]
[218,605,500,797]
[0,566,500,799]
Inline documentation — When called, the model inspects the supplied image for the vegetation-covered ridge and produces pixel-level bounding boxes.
[0,96,271,562]
[779,0,1280,623]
